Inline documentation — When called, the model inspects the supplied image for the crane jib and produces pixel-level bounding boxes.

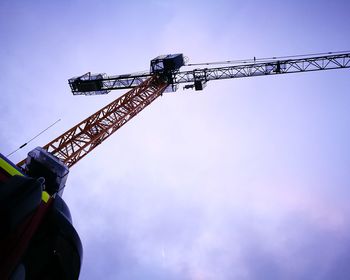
[174,53,350,86]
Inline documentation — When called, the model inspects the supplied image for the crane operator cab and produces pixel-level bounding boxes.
[150,54,185,90]
[0,147,83,280]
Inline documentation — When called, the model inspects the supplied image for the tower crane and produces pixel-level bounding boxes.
[1,51,349,279]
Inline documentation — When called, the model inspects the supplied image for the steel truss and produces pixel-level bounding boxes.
[74,53,350,94]
[42,76,167,167]
[174,53,350,84]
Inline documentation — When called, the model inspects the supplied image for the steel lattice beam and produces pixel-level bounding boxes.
[174,53,350,84]
[27,76,167,168]
[72,53,349,94]
[102,74,150,92]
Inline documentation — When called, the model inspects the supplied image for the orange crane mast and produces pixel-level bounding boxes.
[43,76,167,168]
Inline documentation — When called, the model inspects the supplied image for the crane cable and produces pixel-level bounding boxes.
[186,50,350,66]
[6,119,61,157]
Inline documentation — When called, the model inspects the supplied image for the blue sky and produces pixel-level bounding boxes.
[1,0,350,279]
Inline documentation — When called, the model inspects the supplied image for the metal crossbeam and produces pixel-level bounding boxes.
[102,73,151,92]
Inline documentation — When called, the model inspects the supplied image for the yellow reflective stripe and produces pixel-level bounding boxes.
[0,157,24,177]
[42,191,50,203]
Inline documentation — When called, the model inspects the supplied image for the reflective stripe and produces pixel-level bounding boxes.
[42,191,50,203]
[0,156,24,177]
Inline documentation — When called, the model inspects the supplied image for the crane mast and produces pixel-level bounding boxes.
[17,76,167,168]
[44,76,167,167]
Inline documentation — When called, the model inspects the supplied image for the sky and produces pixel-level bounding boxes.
[1,0,350,279]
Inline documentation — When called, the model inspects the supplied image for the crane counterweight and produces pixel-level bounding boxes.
[69,72,109,95]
